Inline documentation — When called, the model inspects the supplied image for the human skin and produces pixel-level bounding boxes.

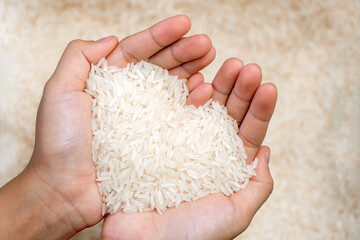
[0,15,277,240]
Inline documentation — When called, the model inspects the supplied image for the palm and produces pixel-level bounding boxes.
[31,88,103,226]
[102,192,256,239]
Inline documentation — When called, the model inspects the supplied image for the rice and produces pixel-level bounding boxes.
[85,59,257,215]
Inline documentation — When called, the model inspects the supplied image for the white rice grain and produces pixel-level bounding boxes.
[85,59,257,214]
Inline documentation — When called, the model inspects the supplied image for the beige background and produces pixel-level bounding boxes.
[1,0,359,239]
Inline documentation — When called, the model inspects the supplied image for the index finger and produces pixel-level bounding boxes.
[106,15,191,67]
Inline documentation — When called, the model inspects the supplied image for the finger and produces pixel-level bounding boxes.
[106,15,191,67]
[230,146,273,227]
[226,64,262,123]
[169,46,216,79]
[250,146,273,182]
[49,36,119,92]
[186,83,213,107]
[211,58,244,105]
[148,34,212,70]
[186,73,204,92]
[238,83,277,161]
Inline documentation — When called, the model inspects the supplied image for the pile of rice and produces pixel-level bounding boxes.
[85,59,257,215]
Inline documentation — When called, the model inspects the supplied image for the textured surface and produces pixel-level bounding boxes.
[87,60,255,215]
[0,0,359,239]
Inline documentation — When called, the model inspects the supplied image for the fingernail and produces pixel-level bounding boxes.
[96,36,112,42]
[265,150,270,165]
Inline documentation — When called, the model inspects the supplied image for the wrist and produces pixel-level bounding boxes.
[0,164,87,239]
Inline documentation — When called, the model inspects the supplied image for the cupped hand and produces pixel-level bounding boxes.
[27,15,216,236]
[101,26,277,240]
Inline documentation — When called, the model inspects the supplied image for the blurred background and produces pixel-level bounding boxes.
[1,0,359,239]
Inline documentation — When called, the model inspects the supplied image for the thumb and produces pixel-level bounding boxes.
[231,146,274,224]
[250,146,273,185]
[48,36,119,92]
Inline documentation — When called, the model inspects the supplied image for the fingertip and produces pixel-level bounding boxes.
[224,57,244,69]
[218,58,244,80]
[266,148,270,165]
[252,146,273,185]
[107,35,119,46]
[265,83,278,110]
[202,82,214,96]
[259,145,270,155]
[186,73,204,92]
[263,83,278,99]
[251,145,269,163]
[212,58,244,95]
[166,15,191,36]
[246,63,262,74]
[196,82,213,100]
[186,83,213,107]
[96,35,119,44]
[185,34,212,55]
[100,35,119,49]
[219,58,244,79]
[254,83,278,114]
[239,64,262,87]
[197,34,212,50]
[94,36,119,61]
[259,145,270,165]
[208,46,216,63]
[174,14,191,30]
[83,37,119,64]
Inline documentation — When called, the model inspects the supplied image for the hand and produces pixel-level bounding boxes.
[0,15,215,239]
[101,30,277,240]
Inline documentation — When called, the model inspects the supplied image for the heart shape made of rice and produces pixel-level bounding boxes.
[85,59,257,215]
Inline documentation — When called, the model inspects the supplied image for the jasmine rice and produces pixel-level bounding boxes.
[85,59,257,215]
